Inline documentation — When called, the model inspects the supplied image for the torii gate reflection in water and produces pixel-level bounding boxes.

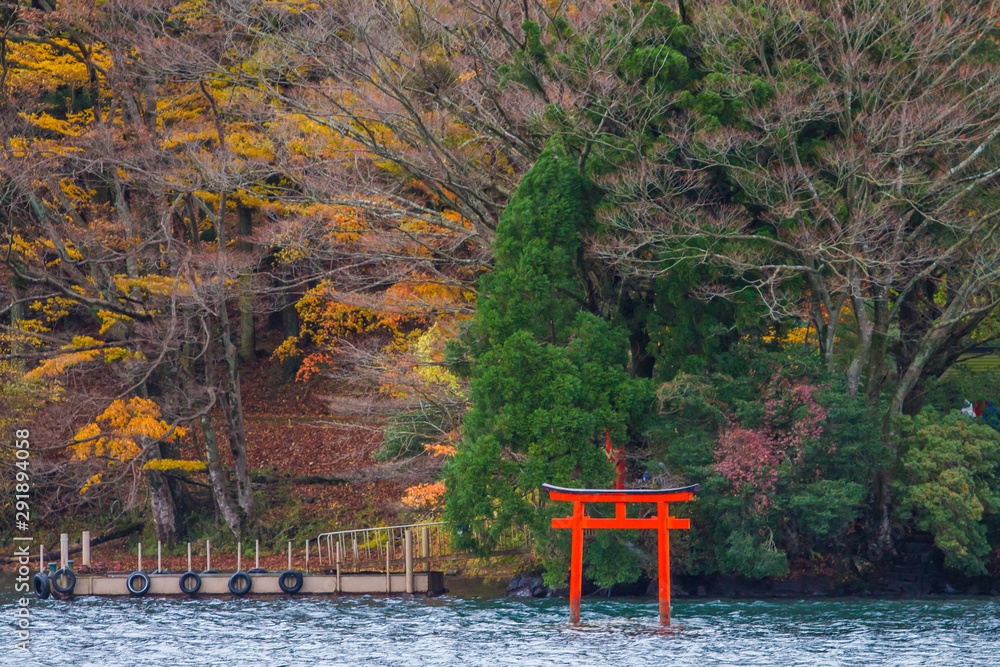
[542,482,700,625]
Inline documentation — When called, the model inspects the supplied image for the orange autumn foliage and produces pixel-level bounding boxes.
[401,482,446,508]
[274,280,435,381]
[424,442,457,457]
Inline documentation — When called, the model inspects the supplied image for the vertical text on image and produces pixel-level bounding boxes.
[12,428,33,651]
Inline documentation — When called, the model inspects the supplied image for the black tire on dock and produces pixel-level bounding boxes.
[247,567,267,574]
[127,572,151,596]
[228,572,252,596]
[179,571,202,595]
[51,568,76,595]
[33,573,50,600]
[278,570,303,594]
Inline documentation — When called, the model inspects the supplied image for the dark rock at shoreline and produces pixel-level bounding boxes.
[506,530,999,600]
[644,578,689,598]
[506,573,603,598]
[507,559,999,600]
[507,572,549,597]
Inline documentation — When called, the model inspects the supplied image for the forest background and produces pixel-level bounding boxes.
[3,0,1000,589]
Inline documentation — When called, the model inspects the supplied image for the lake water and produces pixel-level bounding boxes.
[2,580,998,666]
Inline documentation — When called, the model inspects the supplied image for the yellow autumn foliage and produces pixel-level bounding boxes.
[28,296,77,325]
[160,127,216,151]
[72,397,188,465]
[79,474,103,495]
[168,0,213,26]
[411,324,463,397]
[18,110,95,137]
[0,360,62,438]
[227,128,275,160]
[0,319,50,349]
[8,234,40,262]
[113,274,193,297]
[761,326,813,346]
[4,40,110,95]
[97,310,132,335]
[25,336,144,380]
[143,459,207,472]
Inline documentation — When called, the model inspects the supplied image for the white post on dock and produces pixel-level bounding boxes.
[305,540,310,574]
[255,540,260,570]
[353,536,359,573]
[237,543,242,572]
[187,542,192,572]
[157,541,162,573]
[335,542,342,592]
[206,540,211,571]
[422,526,430,572]
[405,529,414,594]
[39,545,44,572]
[138,542,142,572]
[60,533,68,569]
[317,537,322,567]
[82,531,91,567]
[288,541,292,571]
[385,543,391,594]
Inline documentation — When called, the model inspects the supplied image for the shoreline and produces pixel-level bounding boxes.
[504,567,1000,600]
[6,532,998,600]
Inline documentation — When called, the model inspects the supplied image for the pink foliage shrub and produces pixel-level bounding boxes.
[713,378,827,503]
[714,426,780,495]
[764,381,827,459]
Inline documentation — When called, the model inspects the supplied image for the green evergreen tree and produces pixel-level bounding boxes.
[443,138,653,584]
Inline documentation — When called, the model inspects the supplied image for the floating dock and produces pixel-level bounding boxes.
[63,571,445,597]
[34,527,448,599]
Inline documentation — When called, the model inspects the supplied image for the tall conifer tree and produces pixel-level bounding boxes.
[444,138,653,575]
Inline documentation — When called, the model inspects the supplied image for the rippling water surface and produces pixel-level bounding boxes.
[2,580,998,666]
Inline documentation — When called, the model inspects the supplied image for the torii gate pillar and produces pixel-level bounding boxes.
[543,483,700,626]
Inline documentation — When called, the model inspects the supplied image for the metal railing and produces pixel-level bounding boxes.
[313,521,530,572]
[315,522,448,572]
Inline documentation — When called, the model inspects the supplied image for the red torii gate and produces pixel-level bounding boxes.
[542,482,700,625]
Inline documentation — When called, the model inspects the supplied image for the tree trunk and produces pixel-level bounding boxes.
[869,467,894,561]
[218,306,256,530]
[239,274,255,364]
[113,173,139,280]
[280,269,301,377]
[890,283,971,418]
[237,204,253,251]
[144,76,157,133]
[186,196,201,246]
[220,389,256,530]
[199,415,241,537]
[144,437,179,544]
[216,191,227,247]
[283,284,299,339]
[864,304,890,403]
[9,276,24,357]
[160,434,191,530]
[146,468,179,545]
[846,294,873,397]
[237,205,256,364]
[871,295,963,560]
